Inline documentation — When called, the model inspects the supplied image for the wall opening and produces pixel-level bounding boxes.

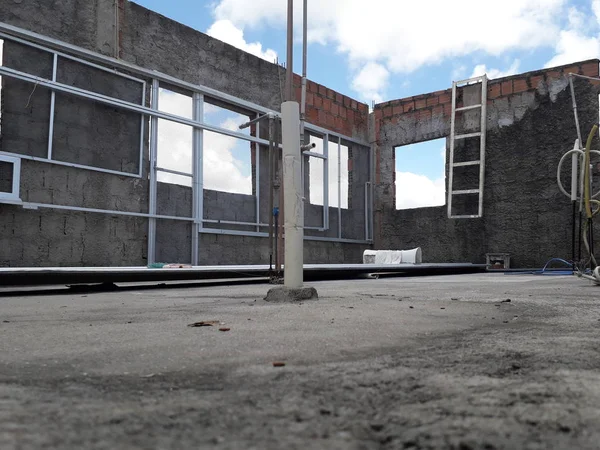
[308,134,348,209]
[203,98,253,195]
[395,138,446,210]
[157,86,193,186]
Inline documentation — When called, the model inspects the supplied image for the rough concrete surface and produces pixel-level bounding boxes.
[2,274,600,449]
[264,285,319,302]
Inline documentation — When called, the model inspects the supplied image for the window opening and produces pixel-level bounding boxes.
[395,138,446,209]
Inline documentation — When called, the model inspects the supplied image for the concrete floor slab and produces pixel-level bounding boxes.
[1,274,600,449]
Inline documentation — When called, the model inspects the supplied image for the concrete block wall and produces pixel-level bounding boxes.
[0,0,371,267]
[4,0,596,268]
[373,60,600,266]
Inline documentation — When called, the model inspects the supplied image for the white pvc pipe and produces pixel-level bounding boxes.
[282,101,303,288]
[571,139,579,201]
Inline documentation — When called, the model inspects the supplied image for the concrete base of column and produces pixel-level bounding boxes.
[264,286,318,303]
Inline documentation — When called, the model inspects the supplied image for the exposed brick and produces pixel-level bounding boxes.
[432,105,444,117]
[403,101,415,113]
[530,75,544,89]
[383,106,393,118]
[581,61,600,77]
[426,96,438,107]
[416,109,431,122]
[374,108,383,120]
[331,102,339,116]
[334,116,344,133]
[318,85,327,96]
[307,107,318,123]
[488,83,501,99]
[294,86,302,102]
[327,89,336,100]
[308,81,319,93]
[501,80,513,96]
[347,158,353,171]
[347,109,355,123]
[313,95,323,109]
[562,65,580,76]
[335,93,343,103]
[392,105,402,115]
[414,98,427,110]
[438,92,452,104]
[512,78,529,94]
[306,92,314,107]
[339,106,347,119]
[323,98,332,112]
[318,109,327,125]
[545,70,561,80]
[351,100,358,110]
[343,96,352,108]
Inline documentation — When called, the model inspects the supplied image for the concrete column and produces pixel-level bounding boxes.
[282,101,303,288]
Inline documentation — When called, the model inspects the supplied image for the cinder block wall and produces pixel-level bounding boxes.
[373,61,600,267]
[0,0,371,267]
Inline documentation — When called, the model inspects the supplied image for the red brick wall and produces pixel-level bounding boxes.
[372,59,600,185]
[293,74,369,139]
[374,59,600,135]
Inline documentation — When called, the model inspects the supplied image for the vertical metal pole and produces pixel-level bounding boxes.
[138,83,146,177]
[337,137,341,239]
[478,75,488,217]
[364,182,369,241]
[268,116,274,270]
[569,75,584,150]
[300,0,308,201]
[191,92,204,266]
[255,113,261,233]
[47,53,58,159]
[369,145,374,241]
[447,81,457,218]
[323,134,329,229]
[147,79,159,265]
[285,0,294,102]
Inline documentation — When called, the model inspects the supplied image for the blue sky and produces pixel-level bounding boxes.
[135,0,600,209]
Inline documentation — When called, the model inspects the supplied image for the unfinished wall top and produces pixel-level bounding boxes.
[374,59,600,145]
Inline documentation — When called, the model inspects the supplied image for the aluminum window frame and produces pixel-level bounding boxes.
[0,22,374,266]
[0,154,21,203]
[0,34,146,178]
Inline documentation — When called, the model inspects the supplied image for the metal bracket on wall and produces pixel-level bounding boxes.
[447,74,488,219]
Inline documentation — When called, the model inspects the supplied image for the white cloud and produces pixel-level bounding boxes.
[207,19,277,62]
[212,0,566,74]
[451,65,468,81]
[470,59,520,80]
[351,62,389,103]
[156,90,252,195]
[396,172,445,210]
[545,3,600,67]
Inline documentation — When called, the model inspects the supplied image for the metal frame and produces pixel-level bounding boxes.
[0,23,374,260]
[0,32,147,178]
[0,23,369,147]
[447,75,488,219]
[0,154,21,202]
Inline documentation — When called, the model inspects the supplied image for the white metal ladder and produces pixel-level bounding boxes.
[447,75,488,218]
